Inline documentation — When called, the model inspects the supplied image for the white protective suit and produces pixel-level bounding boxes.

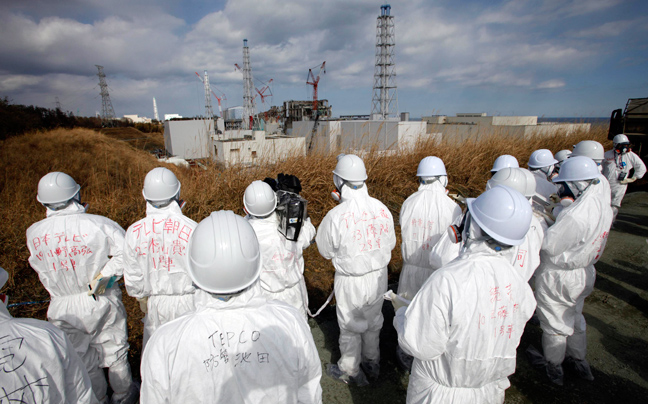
[0,302,99,403]
[123,201,197,347]
[531,170,558,201]
[26,201,132,403]
[602,149,646,208]
[430,211,545,283]
[395,240,536,404]
[535,179,613,366]
[398,181,461,299]
[141,285,322,404]
[316,185,396,377]
[247,213,316,320]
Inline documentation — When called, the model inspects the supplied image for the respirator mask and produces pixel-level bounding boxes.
[615,144,630,154]
[331,174,344,202]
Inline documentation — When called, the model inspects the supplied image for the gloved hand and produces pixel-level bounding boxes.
[88,272,107,296]
[620,177,636,185]
[549,193,561,204]
[384,290,411,311]
[137,297,149,314]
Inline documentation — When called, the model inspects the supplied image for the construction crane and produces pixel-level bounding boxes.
[306,61,326,151]
[195,72,227,116]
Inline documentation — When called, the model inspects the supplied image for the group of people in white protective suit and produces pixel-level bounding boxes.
[3,134,642,403]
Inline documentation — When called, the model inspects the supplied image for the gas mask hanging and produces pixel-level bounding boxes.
[556,179,598,208]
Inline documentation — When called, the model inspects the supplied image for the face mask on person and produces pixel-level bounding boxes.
[556,182,576,207]
[615,144,630,154]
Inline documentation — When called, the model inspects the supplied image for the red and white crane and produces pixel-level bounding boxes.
[306,61,326,119]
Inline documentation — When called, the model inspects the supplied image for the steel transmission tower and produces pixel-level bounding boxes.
[95,65,116,121]
[371,4,398,120]
[241,39,257,130]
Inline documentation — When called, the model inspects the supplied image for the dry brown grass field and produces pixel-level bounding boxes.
[0,125,612,382]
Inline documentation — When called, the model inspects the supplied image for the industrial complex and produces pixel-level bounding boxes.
[95,5,589,167]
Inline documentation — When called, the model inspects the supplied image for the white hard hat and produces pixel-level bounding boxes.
[552,156,600,182]
[554,149,572,162]
[417,156,447,177]
[142,167,181,203]
[0,266,7,289]
[466,185,532,246]
[36,172,81,204]
[613,134,630,145]
[486,167,536,198]
[491,155,519,173]
[520,168,537,198]
[333,154,367,182]
[243,180,277,217]
[571,141,604,163]
[187,211,262,295]
[528,149,559,169]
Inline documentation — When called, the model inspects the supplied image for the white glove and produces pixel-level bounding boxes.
[384,290,411,311]
[137,297,149,314]
[620,177,636,185]
[88,273,116,297]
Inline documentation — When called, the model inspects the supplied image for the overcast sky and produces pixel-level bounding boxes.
[1,0,647,119]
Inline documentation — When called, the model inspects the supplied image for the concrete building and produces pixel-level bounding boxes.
[163,119,214,160]
[123,114,152,124]
[292,119,432,153]
[164,113,183,121]
[163,119,304,166]
[422,113,591,143]
[213,130,305,167]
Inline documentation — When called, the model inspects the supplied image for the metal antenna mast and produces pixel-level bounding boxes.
[55,97,62,111]
[153,97,159,121]
[371,4,398,120]
[95,65,116,121]
[241,39,257,130]
[203,70,215,120]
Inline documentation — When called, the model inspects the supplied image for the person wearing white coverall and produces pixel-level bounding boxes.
[394,185,536,404]
[397,156,461,299]
[123,167,197,349]
[527,149,559,201]
[26,172,136,404]
[430,168,545,283]
[534,156,613,385]
[243,180,316,320]
[316,154,396,385]
[602,134,646,222]
[141,211,322,404]
[556,140,612,219]
[486,167,546,282]
[0,267,99,403]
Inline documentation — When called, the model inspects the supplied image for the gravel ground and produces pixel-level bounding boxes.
[308,191,648,404]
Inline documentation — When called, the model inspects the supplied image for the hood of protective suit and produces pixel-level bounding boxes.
[417,180,446,193]
[193,279,264,310]
[45,200,87,217]
[145,200,183,216]
[339,182,370,202]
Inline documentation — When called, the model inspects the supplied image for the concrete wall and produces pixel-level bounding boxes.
[293,120,428,153]
[163,119,212,159]
[425,122,591,144]
[213,132,305,167]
